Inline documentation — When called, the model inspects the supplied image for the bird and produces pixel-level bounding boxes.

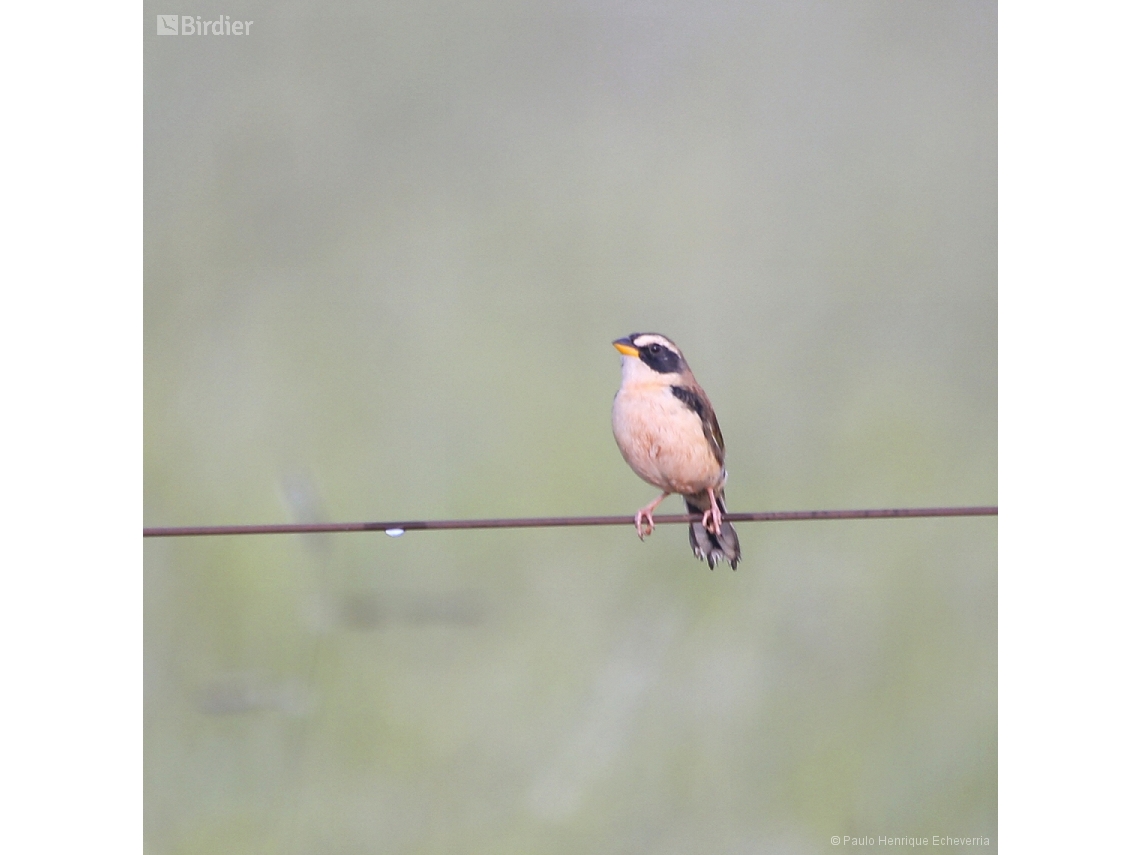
[611,332,741,569]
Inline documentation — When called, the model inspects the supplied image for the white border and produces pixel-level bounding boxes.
[1000,1,1140,851]
[2,2,140,851]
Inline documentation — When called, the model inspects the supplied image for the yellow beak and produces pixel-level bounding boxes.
[613,339,639,357]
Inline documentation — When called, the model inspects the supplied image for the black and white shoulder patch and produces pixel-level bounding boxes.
[670,385,704,417]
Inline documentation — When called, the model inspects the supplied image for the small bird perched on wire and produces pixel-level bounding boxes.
[611,333,741,569]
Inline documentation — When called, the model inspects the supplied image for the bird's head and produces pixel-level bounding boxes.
[612,333,689,383]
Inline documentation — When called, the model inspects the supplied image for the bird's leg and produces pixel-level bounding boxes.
[701,487,723,535]
[635,492,670,540]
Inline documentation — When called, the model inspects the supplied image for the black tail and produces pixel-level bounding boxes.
[685,495,741,570]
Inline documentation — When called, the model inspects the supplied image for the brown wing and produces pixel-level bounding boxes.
[669,384,725,466]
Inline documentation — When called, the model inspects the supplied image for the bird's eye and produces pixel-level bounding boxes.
[649,344,661,354]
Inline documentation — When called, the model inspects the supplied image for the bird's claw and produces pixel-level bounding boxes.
[701,504,723,536]
[635,509,655,540]
[633,492,669,541]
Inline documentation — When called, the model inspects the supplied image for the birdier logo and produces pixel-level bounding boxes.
[156,15,253,36]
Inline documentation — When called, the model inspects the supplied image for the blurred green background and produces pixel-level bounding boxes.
[144,2,996,853]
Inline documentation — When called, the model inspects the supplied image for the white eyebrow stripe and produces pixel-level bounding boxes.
[631,334,677,352]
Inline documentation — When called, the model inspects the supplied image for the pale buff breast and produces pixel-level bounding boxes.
[612,383,725,495]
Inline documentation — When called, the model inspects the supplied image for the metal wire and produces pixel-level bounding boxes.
[143,506,997,537]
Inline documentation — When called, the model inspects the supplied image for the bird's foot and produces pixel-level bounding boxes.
[634,492,670,541]
[634,509,656,540]
[701,490,723,535]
